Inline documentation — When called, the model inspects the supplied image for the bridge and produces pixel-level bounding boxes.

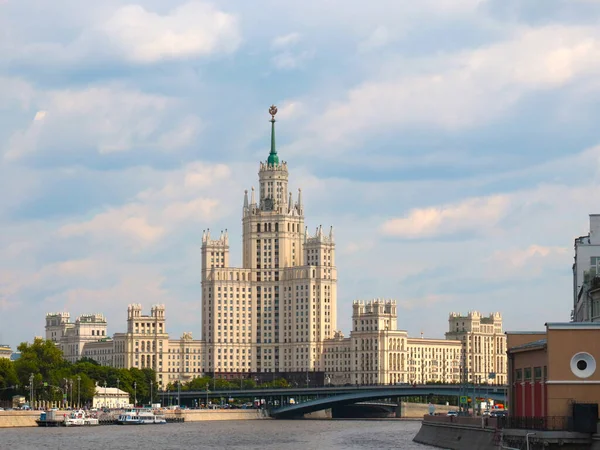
[166,384,508,418]
[269,385,507,418]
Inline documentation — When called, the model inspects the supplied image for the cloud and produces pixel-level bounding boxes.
[357,26,396,53]
[100,2,241,64]
[271,32,301,49]
[59,204,166,246]
[485,245,569,279]
[58,161,228,248]
[271,50,314,70]
[397,294,452,312]
[4,85,201,160]
[380,195,510,239]
[292,25,600,152]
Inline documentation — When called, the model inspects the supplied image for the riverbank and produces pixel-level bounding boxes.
[414,415,600,450]
[0,409,269,428]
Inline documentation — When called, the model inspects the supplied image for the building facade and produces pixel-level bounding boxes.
[201,105,336,376]
[507,322,600,419]
[92,386,131,409]
[0,345,11,359]
[445,311,507,385]
[322,299,463,386]
[45,313,108,363]
[572,214,600,322]
[41,107,507,388]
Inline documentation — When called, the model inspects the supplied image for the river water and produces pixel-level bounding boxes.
[1,419,435,450]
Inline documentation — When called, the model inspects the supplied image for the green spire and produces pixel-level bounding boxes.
[267,104,279,166]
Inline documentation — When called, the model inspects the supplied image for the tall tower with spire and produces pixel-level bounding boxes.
[202,105,337,376]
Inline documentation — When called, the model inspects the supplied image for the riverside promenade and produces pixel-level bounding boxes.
[0,408,268,428]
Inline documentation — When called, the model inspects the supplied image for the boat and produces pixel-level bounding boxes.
[116,409,166,425]
[64,409,99,426]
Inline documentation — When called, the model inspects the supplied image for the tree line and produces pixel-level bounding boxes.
[0,338,156,406]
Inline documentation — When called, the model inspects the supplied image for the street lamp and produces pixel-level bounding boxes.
[77,376,81,409]
[104,381,107,409]
[29,374,34,408]
[116,378,120,408]
[150,381,153,406]
[134,382,137,407]
[206,383,209,409]
[177,374,181,407]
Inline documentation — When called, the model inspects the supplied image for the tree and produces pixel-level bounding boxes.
[0,359,19,400]
[14,338,66,385]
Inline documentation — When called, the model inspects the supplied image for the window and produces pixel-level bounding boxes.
[534,367,542,380]
[524,367,532,381]
[515,369,522,381]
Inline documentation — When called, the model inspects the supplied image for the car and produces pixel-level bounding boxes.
[447,410,459,417]
[490,410,507,418]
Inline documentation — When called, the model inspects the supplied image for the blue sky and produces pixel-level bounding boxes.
[2,0,600,347]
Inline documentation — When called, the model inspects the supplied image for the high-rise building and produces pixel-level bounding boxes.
[445,311,507,385]
[572,214,600,322]
[40,107,508,387]
[201,105,336,375]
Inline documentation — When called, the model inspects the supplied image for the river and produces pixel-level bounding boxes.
[1,419,435,450]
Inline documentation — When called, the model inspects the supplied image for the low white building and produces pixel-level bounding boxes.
[92,385,130,409]
[0,345,12,359]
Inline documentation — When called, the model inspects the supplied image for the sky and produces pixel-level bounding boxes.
[2,0,600,348]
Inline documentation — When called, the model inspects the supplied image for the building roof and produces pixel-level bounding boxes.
[505,331,546,335]
[94,386,129,396]
[508,338,547,353]
[546,322,600,330]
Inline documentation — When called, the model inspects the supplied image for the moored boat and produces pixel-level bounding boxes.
[116,409,166,425]
[64,409,99,426]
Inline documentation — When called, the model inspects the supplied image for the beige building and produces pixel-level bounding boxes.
[323,300,463,385]
[0,345,11,359]
[201,106,336,376]
[41,108,506,388]
[445,311,507,385]
[45,313,108,363]
[92,385,131,409]
[82,339,114,366]
[112,304,205,387]
[48,305,205,388]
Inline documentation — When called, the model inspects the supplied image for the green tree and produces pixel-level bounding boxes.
[0,359,19,400]
[14,338,66,386]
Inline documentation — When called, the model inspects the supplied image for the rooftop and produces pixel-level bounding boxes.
[546,322,600,330]
[508,338,547,353]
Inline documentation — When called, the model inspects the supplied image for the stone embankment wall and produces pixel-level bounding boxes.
[414,415,600,450]
[0,411,40,428]
[179,409,268,422]
[413,416,499,450]
[401,402,454,418]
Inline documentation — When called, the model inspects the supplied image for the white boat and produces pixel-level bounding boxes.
[64,410,99,427]
[116,409,166,425]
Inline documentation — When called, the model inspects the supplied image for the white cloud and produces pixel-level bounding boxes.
[357,26,395,53]
[4,85,201,160]
[100,2,240,64]
[380,195,510,239]
[58,161,229,248]
[271,32,301,49]
[293,25,600,151]
[485,245,569,280]
[271,50,314,70]
[59,204,166,246]
[397,294,452,312]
